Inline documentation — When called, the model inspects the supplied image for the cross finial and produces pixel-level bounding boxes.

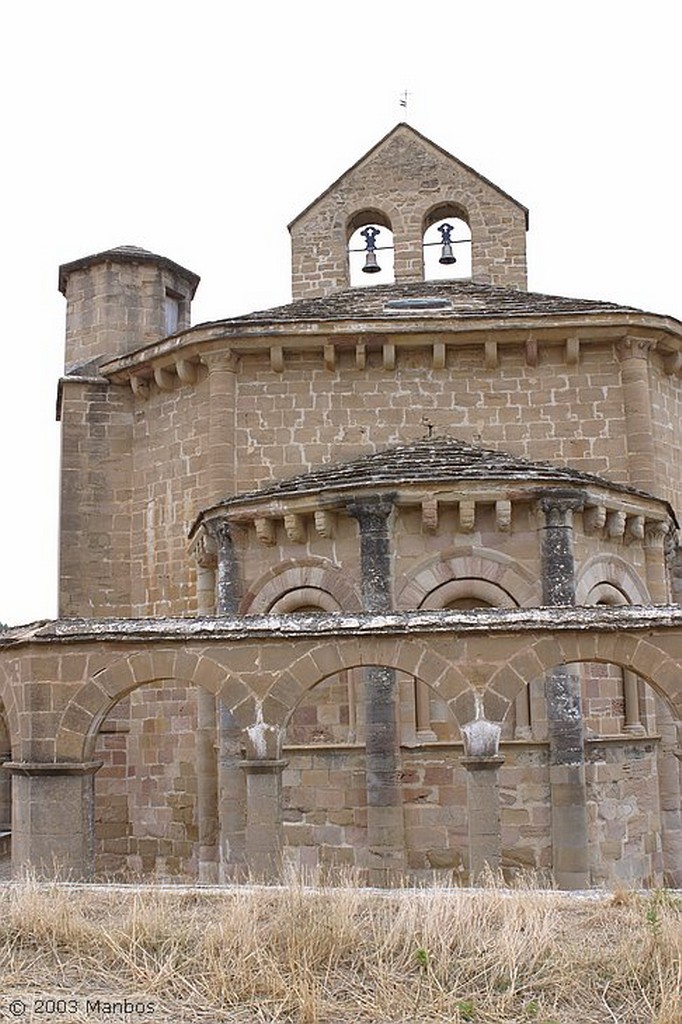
[399,89,410,111]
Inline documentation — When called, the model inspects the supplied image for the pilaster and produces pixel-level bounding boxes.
[616,336,657,494]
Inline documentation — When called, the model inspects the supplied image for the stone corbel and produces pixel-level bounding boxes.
[459,499,476,533]
[323,342,335,372]
[284,513,306,544]
[583,504,607,534]
[154,366,174,391]
[382,342,396,370]
[495,499,512,532]
[254,517,277,546]
[525,334,538,367]
[130,375,149,399]
[625,514,645,544]
[355,341,366,369]
[421,495,438,534]
[432,341,446,370]
[190,526,218,569]
[484,339,498,369]
[663,351,682,376]
[176,358,197,384]
[566,336,580,365]
[606,509,627,538]
[270,346,284,373]
[314,509,334,539]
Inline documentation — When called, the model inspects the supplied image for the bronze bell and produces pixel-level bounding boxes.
[438,222,457,265]
[361,225,382,274]
[363,250,381,274]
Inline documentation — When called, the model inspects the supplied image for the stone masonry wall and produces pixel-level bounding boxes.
[129,372,211,616]
[94,685,199,878]
[234,343,629,497]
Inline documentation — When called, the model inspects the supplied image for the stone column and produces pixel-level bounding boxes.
[192,530,220,882]
[240,759,288,880]
[5,762,102,880]
[347,495,406,884]
[538,490,590,889]
[616,337,657,494]
[644,521,670,604]
[208,518,247,880]
[460,711,505,881]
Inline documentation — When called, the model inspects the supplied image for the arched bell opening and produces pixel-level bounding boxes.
[347,209,395,287]
[422,204,472,281]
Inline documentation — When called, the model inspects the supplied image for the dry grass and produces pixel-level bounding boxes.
[0,877,680,1023]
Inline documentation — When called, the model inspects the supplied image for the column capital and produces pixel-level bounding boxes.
[346,493,395,525]
[537,489,586,527]
[644,519,670,549]
[615,335,657,361]
[202,348,238,373]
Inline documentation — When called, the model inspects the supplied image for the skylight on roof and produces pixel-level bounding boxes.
[384,297,452,311]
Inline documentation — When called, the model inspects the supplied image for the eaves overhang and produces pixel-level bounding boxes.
[98,309,682,383]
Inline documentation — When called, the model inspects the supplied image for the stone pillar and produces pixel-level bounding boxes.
[644,521,670,604]
[460,711,505,881]
[5,762,102,880]
[538,490,590,889]
[347,495,406,884]
[622,671,644,735]
[240,759,288,880]
[616,337,657,494]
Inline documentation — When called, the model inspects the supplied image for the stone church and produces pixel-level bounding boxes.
[1,124,681,888]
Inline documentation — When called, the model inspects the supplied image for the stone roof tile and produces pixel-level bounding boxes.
[203,280,647,329]
[202,437,671,515]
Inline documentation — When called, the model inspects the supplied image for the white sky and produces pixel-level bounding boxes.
[1,1,680,626]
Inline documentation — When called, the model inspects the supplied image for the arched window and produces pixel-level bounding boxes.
[347,209,394,287]
[422,205,472,281]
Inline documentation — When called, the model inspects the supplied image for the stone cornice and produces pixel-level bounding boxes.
[97,313,682,387]
[5,604,682,647]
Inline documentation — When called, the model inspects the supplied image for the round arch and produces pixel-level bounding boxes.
[575,555,649,605]
[487,633,682,722]
[397,547,538,610]
[55,649,249,762]
[242,558,362,615]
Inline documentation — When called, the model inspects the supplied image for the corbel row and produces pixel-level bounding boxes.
[252,509,336,547]
[420,496,512,535]
[266,332,589,374]
[130,357,200,398]
[583,502,669,545]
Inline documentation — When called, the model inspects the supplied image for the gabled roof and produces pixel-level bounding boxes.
[288,123,529,230]
[191,437,675,534]
[204,279,645,328]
